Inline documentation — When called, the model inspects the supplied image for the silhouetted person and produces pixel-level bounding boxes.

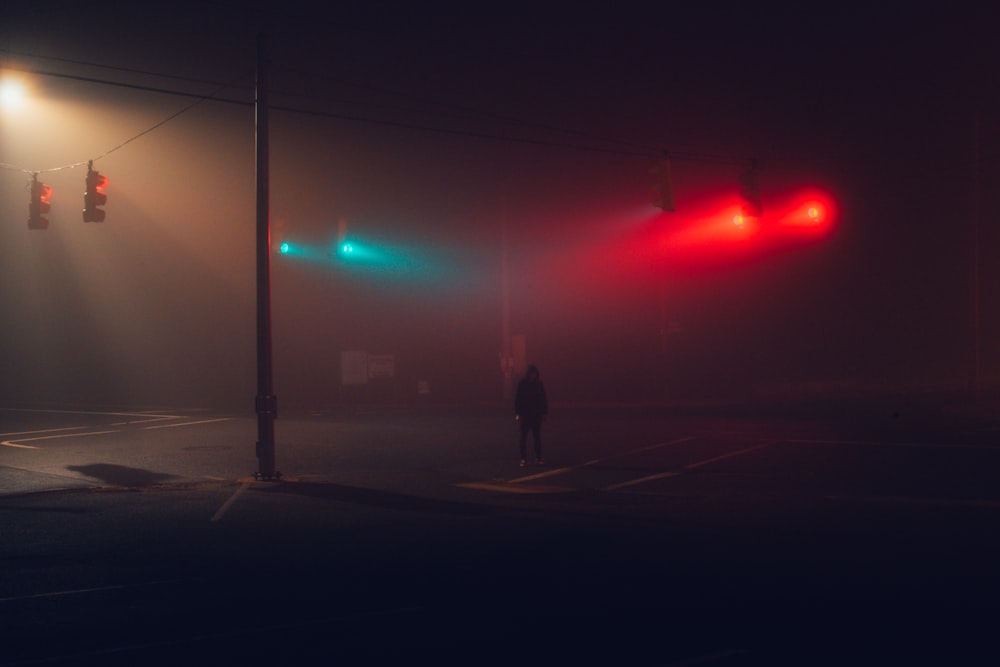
[514,364,548,466]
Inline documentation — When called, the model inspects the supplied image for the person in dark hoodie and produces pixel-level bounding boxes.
[514,364,548,467]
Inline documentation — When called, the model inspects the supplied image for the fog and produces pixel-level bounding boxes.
[1,3,998,410]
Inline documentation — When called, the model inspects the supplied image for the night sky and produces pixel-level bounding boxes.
[1,2,998,409]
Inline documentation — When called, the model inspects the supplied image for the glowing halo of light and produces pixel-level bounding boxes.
[0,79,27,109]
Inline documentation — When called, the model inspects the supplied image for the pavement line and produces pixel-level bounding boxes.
[680,442,774,471]
[0,440,39,449]
[0,426,87,438]
[1,429,119,448]
[145,417,233,430]
[211,482,250,522]
[0,407,185,420]
[510,466,574,482]
[604,471,680,491]
[601,442,773,492]
[507,436,697,484]
[456,481,571,494]
[0,578,192,604]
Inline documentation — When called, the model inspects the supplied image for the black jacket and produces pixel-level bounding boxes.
[515,366,548,419]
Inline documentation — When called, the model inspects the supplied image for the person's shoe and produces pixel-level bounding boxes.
[519,459,527,467]
[536,458,546,465]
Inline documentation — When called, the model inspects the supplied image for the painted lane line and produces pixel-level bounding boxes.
[508,436,698,484]
[510,466,574,483]
[0,440,38,450]
[1,429,120,449]
[0,407,185,419]
[0,426,87,438]
[680,442,774,471]
[211,482,250,522]
[0,579,193,604]
[145,417,233,430]
[110,415,182,427]
[455,481,571,494]
[604,471,680,491]
[603,442,774,493]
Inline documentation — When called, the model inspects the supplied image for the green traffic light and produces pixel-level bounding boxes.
[279,242,290,254]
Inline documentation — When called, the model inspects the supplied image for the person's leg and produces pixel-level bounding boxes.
[518,419,529,462]
[531,419,543,461]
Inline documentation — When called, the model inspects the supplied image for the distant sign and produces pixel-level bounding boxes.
[341,350,368,386]
[368,354,395,379]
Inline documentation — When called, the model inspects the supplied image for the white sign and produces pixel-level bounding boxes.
[341,350,368,386]
[368,354,395,379]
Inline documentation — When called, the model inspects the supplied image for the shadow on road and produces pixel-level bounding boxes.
[66,463,179,487]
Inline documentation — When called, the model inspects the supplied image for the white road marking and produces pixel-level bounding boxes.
[679,442,774,471]
[604,471,680,491]
[509,466,574,483]
[0,407,185,421]
[508,436,697,484]
[0,426,87,438]
[0,579,192,604]
[459,437,697,494]
[144,417,233,430]
[455,481,571,494]
[601,442,773,492]
[211,482,250,522]
[1,430,120,448]
[0,440,38,449]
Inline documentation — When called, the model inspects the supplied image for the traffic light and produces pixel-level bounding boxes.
[83,162,107,223]
[651,157,675,211]
[739,163,762,218]
[28,174,51,230]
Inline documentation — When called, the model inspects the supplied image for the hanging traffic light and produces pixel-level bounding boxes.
[650,157,675,211]
[83,161,107,222]
[739,163,762,218]
[28,174,51,230]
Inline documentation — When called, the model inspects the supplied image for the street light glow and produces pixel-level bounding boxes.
[0,78,26,109]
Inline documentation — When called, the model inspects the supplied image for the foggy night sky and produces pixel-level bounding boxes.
[1,1,998,410]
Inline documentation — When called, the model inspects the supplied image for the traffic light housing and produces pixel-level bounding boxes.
[651,158,675,211]
[739,164,762,218]
[83,162,107,222]
[28,174,51,230]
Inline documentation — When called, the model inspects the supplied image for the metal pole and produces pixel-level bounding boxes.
[501,223,512,401]
[254,33,278,479]
[970,109,982,401]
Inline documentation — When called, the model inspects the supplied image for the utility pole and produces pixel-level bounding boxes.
[970,109,982,402]
[254,33,278,479]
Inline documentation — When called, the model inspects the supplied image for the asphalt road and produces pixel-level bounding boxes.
[3,399,1000,665]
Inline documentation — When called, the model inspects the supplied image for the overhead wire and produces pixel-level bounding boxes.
[0,52,756,176]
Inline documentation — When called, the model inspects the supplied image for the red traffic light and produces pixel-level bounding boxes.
[83,162,107,223]
[28,175,51,230]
